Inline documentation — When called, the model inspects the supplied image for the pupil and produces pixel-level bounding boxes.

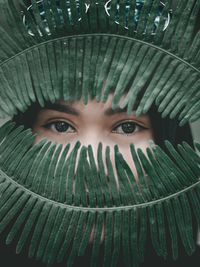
[55,122,69,132]
[122,122,136,133]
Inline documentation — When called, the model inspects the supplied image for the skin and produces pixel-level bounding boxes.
[32,94,155,180]
[30,93,155,244]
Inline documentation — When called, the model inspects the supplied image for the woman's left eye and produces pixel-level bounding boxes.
[113,121,143,135]
[44,121,76,133]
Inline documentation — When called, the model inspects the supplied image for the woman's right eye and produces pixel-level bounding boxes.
[44,121,76,134]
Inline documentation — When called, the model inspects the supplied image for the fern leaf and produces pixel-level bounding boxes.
[0,121,200,265]
[0,1,200,122]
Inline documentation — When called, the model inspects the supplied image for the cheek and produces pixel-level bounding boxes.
[32,126,154,182]
[117,142,150,181]
[32,126,75,145]
[105,133,154,182]
[94,140,151,184]
[130,129,154,146]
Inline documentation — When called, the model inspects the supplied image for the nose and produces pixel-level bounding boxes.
[80,138,118,181]
[67,131,118,180]
[79,130,105,154]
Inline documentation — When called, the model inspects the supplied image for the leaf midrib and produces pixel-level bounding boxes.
[1,169,199,212]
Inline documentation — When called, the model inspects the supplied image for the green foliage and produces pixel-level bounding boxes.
[0,1,200,266]
[0,1,199,124]
[0,121,199,266]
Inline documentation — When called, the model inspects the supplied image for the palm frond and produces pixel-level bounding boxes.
[0,122,200,266]
[0,1,199,124]
[0,1,200,266]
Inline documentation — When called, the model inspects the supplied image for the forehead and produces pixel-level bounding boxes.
[57,93,127,110]
[42,93,151,125]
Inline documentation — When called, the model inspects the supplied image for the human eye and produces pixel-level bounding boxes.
[43,120,76,134]
[112,120,147,135]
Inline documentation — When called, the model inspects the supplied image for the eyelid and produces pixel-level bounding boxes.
[112,119,148,130]
[43,118,77,130]
[42,122,76,135]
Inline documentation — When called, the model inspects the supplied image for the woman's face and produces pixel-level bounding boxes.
[32,94,155,179]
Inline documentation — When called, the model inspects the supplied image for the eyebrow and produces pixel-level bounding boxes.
[104,107,130,116]
[43,103,131,116]
[44,103,80,115]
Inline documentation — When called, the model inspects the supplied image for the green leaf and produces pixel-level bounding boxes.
[0,122,200,266]
[57,210,81,263]
[28,202,52,258]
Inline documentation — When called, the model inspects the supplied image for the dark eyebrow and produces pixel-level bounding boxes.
[104,107,129,116]
[43,103,130,116]
[44,103,80,116]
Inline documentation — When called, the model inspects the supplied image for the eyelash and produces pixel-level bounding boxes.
[44,120,147,135]
[112,120,146,135]
[44,120,76,134]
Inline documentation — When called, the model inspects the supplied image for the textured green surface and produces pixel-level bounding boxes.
[0,121,199,266]
[0,0,199,124]
[0,1,200,266]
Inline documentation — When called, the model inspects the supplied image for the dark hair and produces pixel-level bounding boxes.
[13,102,41,130]
[148,105,194,149]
